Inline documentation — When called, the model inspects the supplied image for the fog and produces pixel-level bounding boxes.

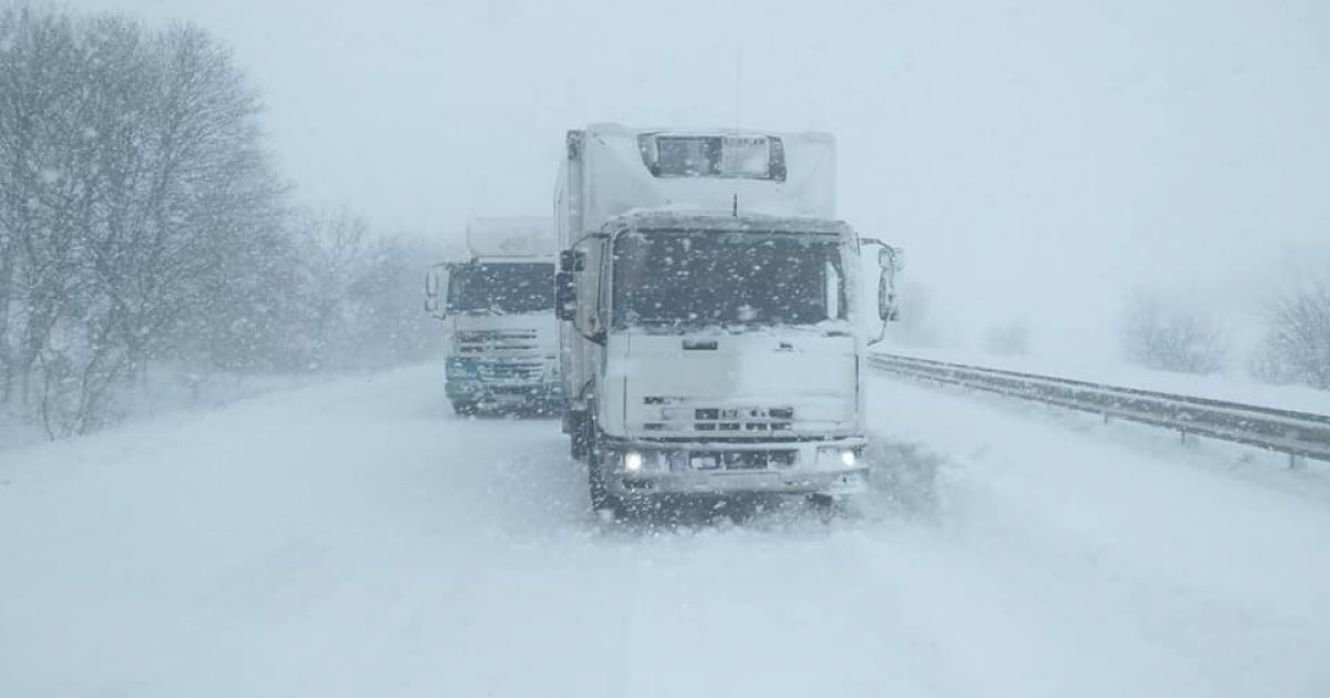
[7,3,1330,693]
[64,0,1330,358]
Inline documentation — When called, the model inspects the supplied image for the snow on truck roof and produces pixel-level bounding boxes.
[608,210,853,237]
[583,122,834,142]
[465,217,554,258]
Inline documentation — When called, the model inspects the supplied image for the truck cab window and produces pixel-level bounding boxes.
[611,230,847,332]
[447,262,554,315]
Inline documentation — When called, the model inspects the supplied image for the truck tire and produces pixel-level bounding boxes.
[588,465,610,508]
[569,411,589,460]
[586,424,623,517]
[451,400,477,417]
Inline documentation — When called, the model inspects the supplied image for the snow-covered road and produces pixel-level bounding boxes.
[2,365,1328,697]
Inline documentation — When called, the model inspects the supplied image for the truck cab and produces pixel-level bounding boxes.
[426,218,562,415]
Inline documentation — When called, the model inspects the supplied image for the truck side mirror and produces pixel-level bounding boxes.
[425,267,447,319]
[559,249,585,272]
[878,269,899,323]
[555,270,576,321]
[864,242,901,323]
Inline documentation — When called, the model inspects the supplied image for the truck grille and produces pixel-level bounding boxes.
[476,360,544,383]
[687,450,798,471]
[455,330,540,354]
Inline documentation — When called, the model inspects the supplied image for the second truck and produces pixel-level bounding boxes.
[554,124,899,514]
[426,218,562,415]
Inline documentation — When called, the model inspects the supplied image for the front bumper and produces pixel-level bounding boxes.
[599,436,869,497]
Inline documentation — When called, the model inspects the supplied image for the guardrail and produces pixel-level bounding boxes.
[868,353,1330,468]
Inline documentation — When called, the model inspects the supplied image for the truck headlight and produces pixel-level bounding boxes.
[817,446,862,469]
[624,451,644,473]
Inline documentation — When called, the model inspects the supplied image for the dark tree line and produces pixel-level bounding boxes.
[1,6,439,437]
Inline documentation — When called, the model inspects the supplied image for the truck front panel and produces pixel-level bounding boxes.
[445,286,561,410]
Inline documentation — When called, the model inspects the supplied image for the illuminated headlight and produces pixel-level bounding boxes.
[818,446,862,469]
[623,451,644,473]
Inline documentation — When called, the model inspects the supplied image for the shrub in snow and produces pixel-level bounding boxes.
[1251,280,1330,390]
[1119,293,1228,375]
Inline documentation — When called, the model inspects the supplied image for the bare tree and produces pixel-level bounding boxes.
[84,22,283,380]
[345,234,448,368]
[1120,292,1228,375]
[2,4,446,436]
[297,210,373,367]
[0,5,291,435]
[0,7,91,408]
[289,213,448,370]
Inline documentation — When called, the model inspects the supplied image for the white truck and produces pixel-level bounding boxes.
[553,124,898,514]
[425,218,562,415]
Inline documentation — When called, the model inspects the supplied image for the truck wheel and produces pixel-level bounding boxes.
[586,425,623,517]
[451,400,477,417]
[569,411,589,460]
[588,467,610,508]
[590,483,625,521]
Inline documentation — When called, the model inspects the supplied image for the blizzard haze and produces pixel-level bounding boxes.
[60,0,1330,356]
[6,2,1330,695]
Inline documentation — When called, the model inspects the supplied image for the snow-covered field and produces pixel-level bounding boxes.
[0,367,317,453]
[2,364,1329,697]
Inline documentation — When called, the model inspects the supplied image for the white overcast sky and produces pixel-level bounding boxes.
[60,0,1330,355]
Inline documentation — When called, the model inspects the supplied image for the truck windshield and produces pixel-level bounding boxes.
[612,230,848,332]
[447,262,553,314]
